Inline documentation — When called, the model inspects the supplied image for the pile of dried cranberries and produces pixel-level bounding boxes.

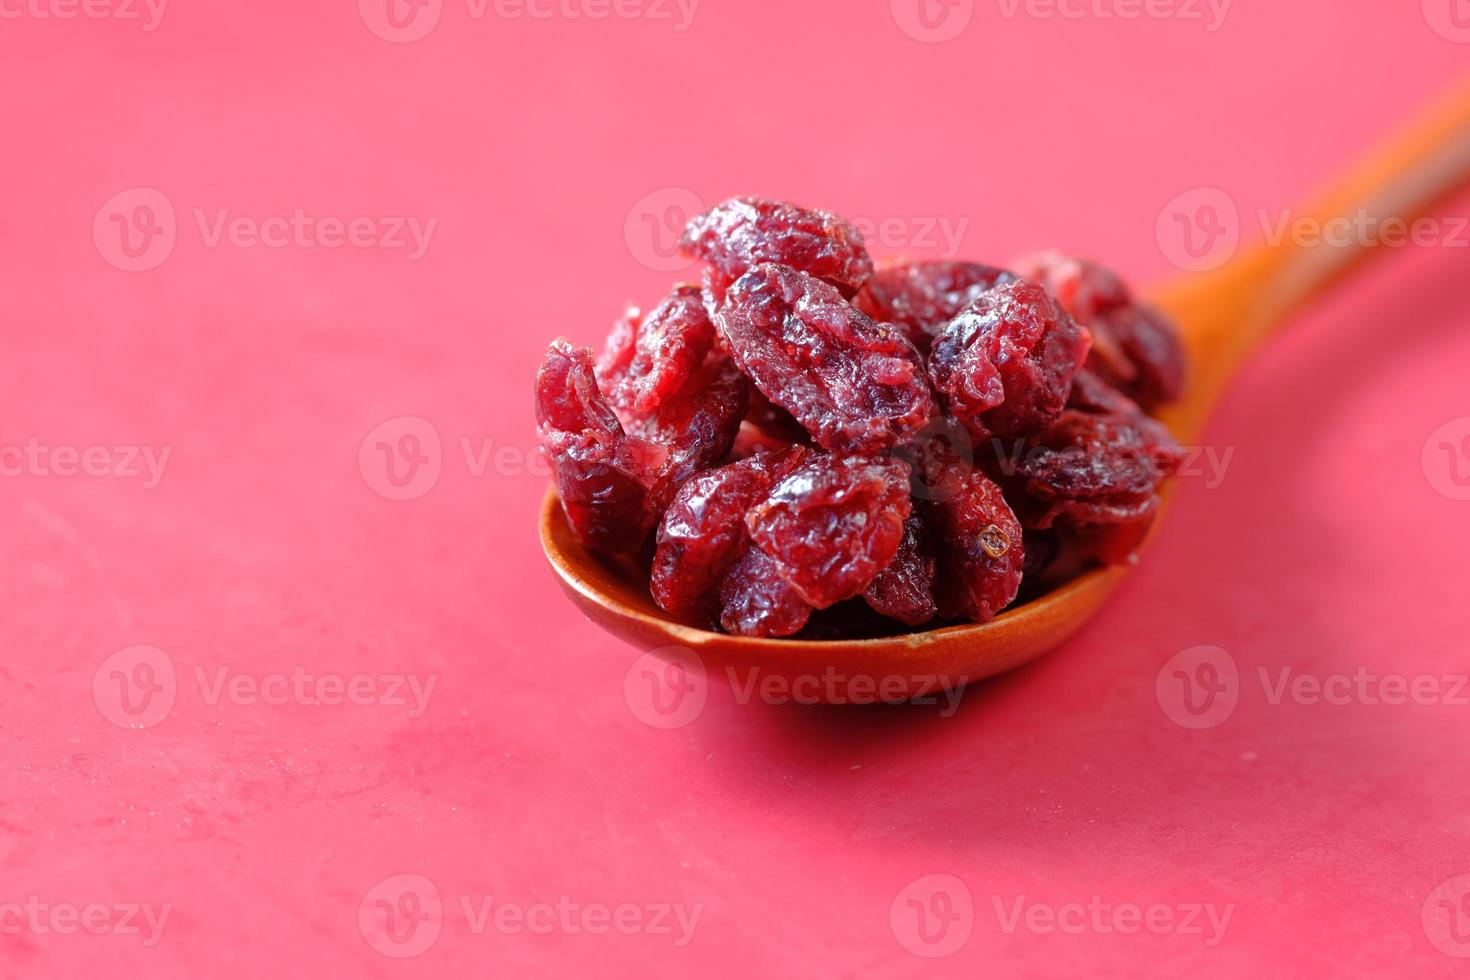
[535,197,1186,638]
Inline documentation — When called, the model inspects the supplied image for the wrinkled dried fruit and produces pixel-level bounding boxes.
[743,385,811,443]
[535,340,662,552]
[1013,408,1184,531]
[718,545,814,638]
[855,261,1016,353]
[1013,250,1185,410]
[633,356,750,507]
[598,284,717,415]
[538,198,1191,637]
[862,512,938,626]
[918,440,1025,623]
[747,454,913,609]
[683,196,873,301]
[1012,250,1130,323]
[538,341,747,555]
[651,447,811,622]
[717,263,934,453]
[1094,303,1186,410]
[928,280,1090,439]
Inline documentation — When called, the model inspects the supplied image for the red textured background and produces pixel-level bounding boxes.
[3,0,1469,976]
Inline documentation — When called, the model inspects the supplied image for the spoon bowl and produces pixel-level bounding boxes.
[541,83,1470,700]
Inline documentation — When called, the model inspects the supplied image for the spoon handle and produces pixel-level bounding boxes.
[1156,79,1470,436]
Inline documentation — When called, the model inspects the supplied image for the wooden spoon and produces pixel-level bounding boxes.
[541,82,1470,700]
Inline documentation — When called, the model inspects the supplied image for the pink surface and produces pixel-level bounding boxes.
[2,2,1469,976]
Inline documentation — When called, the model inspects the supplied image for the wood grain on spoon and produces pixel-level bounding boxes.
[541,80,1470,699]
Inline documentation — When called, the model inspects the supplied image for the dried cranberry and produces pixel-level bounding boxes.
[716,264,934,453]
[928,280,1090,440]
[718,545,814,638]
[1012,250,1129,323]
[632,355,750,507]
[746,453,912,609]
[597,285,717,416]
[682,196,873,301]
[1013,251,1185,410]
[1013,408,1183,531]
[742,385,811,443]
[921,449,1025,624]
[535,340,661,552]
[855,261,1016,353]
[651,447,811,622]
[862,511,938,627]
[538,342,747,555]
[1095,303,1186,410]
